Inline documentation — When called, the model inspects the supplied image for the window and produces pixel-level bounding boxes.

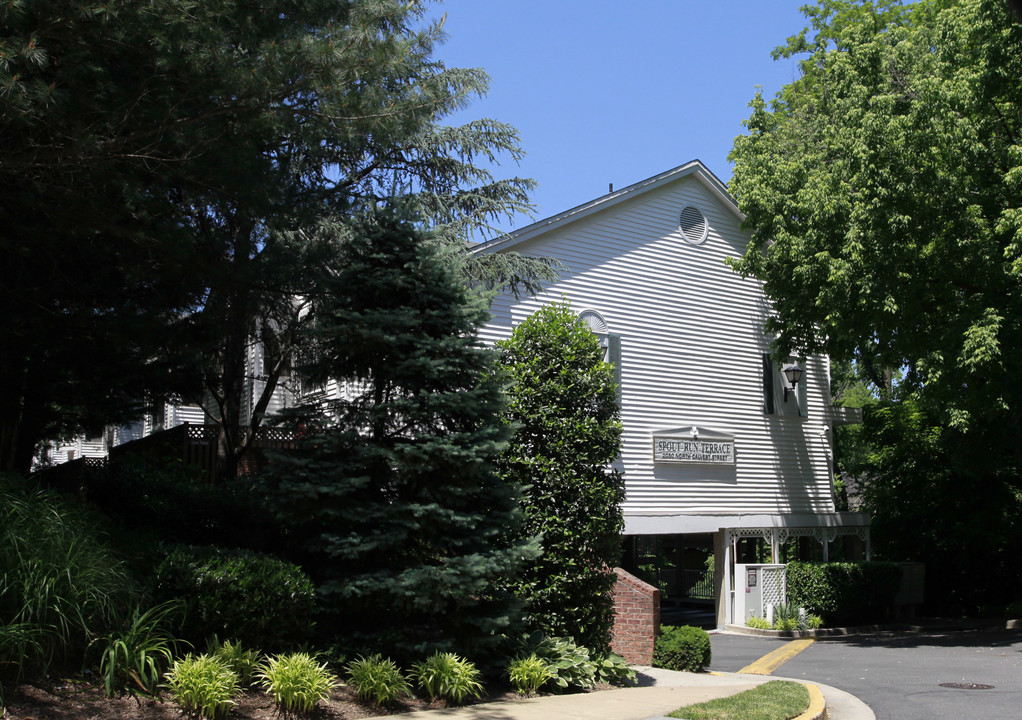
[579,309,621,403]
[762,354,806,417]
[579,309,610,361]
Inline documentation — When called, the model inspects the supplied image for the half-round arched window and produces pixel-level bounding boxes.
[578,309,610,360]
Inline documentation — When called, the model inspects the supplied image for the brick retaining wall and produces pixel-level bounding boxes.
[610,567,660,664]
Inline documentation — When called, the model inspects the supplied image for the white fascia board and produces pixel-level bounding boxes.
[471,160,744,256]
[623,511,871,536]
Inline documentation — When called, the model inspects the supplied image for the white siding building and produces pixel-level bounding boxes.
[474,161,868,627]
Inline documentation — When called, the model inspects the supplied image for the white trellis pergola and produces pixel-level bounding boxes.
[721,523,871,626]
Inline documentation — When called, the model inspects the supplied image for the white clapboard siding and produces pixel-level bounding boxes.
[166,403,207,428]
[477,162,837,517]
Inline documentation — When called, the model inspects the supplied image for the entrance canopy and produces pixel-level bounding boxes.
[624,511,871,627]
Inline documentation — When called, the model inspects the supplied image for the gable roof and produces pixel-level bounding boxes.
[472,160,743,255]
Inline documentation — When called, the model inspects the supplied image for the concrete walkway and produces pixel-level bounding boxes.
[375,666,875,720]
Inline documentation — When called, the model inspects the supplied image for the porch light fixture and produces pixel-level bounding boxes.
[782,363,803,401]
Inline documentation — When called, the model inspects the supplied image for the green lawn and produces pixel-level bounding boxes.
[668,680,810,720]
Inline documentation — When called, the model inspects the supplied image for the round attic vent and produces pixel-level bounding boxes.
[679,205,708,245]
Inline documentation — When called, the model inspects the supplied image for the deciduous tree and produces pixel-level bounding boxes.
[730,0,1022,430]
[729,0,1022,609]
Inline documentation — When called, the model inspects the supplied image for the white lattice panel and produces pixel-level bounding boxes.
[761,566,786,609]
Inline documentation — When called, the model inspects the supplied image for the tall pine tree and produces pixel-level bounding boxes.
[0,0,557,474]
[260,203,536,658]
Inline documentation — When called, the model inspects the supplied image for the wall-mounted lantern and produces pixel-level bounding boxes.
[782,363,803,401]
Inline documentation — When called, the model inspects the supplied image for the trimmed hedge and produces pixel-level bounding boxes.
[786,561,901,625]
[153,545,315,651]
[651,625,711,672]
[82,460,282,552]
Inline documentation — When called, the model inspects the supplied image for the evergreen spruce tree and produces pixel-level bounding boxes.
[260,203,536,657]
[497,301,625,654]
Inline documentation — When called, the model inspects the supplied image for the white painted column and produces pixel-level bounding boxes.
[714,531,729,629]
[724,531,735,626]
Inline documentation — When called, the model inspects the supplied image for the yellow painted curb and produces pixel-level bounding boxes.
[793,682,827,720]
[738,638,816,675]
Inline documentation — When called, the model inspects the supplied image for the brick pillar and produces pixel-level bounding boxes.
[609,567,660,664]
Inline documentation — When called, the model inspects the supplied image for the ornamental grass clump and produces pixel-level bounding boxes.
[507,654,552,694]
[257,652,337,719]
[409,651,483,705]
[165,654,239,719]
[771,602,805,632]
[96,601,183,697]
[345,654,409,707]
[208,638,261,686]
[1,481,131,683]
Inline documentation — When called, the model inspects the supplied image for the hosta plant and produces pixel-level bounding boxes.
[257,653,337,719]
[409,651,483,705]
[165,654,239,719]
[595,651,637,686]
[345,654,409,707]
[520,634,598,690]
[507,653,552,694]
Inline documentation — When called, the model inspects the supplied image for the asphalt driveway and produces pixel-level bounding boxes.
[711,626,1022,719]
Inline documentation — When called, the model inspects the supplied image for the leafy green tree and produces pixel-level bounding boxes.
[497,301,625,653]
[848,399,1022,611]
[0,0,556,475]
[260,203,536,657]
[729,0,1022,431]
[729,0,1022,610]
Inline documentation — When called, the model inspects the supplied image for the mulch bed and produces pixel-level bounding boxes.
[1,679,540,720]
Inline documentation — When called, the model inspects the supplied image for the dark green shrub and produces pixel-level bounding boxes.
[786,561,901,625]
[652,625,711,673]
[153,546,315,651]
[82,459,281,552]
[497,301,625,653]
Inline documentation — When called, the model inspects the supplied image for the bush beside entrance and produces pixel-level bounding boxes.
[786,561,901,625]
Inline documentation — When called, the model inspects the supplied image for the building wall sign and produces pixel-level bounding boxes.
[652,426,735,464]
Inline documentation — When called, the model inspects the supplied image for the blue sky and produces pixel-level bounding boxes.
[429,1,811,235]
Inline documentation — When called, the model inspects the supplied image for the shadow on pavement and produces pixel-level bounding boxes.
[817,626,1022,651]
